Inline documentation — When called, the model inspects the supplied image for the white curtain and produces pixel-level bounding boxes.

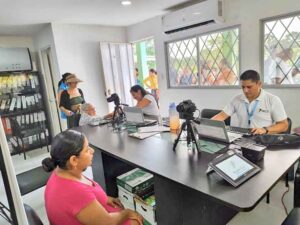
[100,43,135,112]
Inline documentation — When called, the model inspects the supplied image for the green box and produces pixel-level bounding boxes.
[117,168,154,194]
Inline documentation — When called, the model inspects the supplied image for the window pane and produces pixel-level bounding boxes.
[167,38,198,87]
[199,28,240,86]
[263,14,300,85]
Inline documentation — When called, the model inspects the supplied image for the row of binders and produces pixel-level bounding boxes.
[1,111,47,135]
[8,129,49,153]
[0,73,39,94]
[0,93,42,113]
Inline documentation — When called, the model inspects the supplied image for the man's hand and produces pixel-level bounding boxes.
[251,127,267,135]
[107,197,124,209]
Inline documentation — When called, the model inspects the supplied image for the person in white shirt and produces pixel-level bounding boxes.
[212,70,288,135]
[130,85,160,117]
[79,103,110,126]
[271,48,294,85]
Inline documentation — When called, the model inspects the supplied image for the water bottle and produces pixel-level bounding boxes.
[169,103,180,131]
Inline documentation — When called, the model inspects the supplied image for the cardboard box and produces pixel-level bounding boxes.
[116,168,154,194]
[118,186,135,211]
[135,195,157,225]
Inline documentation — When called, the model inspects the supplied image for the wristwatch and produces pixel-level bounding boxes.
[263,127,269,134]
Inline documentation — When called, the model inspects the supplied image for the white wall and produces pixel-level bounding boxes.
[127,0,300,127]
[33,24,60,79]
[0,36,37,66]
[51,24,127,115]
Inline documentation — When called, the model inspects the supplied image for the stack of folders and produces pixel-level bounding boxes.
[0,73,39,94]
[0,93,42,114]
[6,111,48,152]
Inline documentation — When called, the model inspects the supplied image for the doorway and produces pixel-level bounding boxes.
[132,38,158,102]
[40,47,63,135]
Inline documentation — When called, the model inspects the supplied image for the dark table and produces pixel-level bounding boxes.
[76,125,300,225]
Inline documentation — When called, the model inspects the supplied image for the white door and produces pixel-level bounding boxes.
[40,47,63,135]
[100,42,135,112]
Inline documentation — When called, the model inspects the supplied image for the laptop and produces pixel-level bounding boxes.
[194,118,243,143]
[88,117,111,126]
[123,107,157,127]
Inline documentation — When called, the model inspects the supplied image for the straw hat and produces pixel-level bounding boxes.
[65,74,83,83]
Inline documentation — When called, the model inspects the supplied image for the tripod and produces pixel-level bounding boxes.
[173,119,200,152]
[111,104,125,126]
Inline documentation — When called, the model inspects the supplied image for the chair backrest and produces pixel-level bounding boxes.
[24,204,44,225]
[287,117,292,134]
[281,117,292,134]
[201,109,231,126]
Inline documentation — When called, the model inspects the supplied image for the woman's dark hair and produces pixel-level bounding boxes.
[149,68,157,74]
[240,70,261,82]
[42,130,85,172]
[130,85,148,97]
[58,73,72,88]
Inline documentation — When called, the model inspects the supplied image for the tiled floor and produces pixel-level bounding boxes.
[0,148,294,225]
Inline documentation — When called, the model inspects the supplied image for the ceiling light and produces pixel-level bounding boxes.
[193,12,201,15]
[121,0,132,6]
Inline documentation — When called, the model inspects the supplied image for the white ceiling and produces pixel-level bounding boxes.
[0,0,202,27]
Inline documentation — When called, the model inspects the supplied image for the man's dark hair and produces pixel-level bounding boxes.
[239,70,261,82]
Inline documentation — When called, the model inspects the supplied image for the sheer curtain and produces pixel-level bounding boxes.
[100,43,135,112]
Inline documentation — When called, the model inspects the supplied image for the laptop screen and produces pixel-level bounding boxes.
[196,124,227,141]
[124,107,144,123]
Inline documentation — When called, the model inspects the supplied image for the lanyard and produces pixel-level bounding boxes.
[244,100,259,126]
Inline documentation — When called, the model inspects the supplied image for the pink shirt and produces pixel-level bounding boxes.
[45,172,131,225]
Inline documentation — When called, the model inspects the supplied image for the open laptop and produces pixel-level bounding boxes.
[194,118,243,143]
[123,107,157,127]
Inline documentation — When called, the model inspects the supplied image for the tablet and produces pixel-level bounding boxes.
[209,151,261,187]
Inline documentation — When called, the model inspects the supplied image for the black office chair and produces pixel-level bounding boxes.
[281,163,300,225]
[200,109,231,126]
[24,204,44,225]
[267,117,293,204]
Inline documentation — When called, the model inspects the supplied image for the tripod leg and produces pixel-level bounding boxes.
[173,122,186,151]
[112,106,118,125]
[188,122,200,152]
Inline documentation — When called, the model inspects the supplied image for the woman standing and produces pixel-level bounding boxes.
[57,73,71,120]
[143,69,159,102]
[130,85,160,117]
[59,74,85,128]
[42,130,143,225]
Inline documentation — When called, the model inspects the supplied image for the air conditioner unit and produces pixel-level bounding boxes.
[0,48,32,72]
[162,0,224,34]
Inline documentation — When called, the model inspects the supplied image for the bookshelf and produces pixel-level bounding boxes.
[0,71,51,159]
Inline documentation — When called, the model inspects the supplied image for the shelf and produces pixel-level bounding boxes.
[0,71,38,76]
[1,71,52,159]
[0,107,44,117]
[10,142,50,156]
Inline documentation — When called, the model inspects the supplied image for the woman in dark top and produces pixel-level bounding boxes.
[59,74,85,128]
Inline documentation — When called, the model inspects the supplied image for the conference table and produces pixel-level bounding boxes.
[75,124,300,225]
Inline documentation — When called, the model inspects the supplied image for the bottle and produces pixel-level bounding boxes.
[169,103,180,131]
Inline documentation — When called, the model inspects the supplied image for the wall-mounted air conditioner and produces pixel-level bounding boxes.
[0,47,32,72]
[162,0,224,34]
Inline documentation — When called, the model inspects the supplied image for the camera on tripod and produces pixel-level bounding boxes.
[107,93,120,106]
[173,100,200,152]
[176,100,196,120]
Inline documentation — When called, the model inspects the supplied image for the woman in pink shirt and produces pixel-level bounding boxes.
[42,130,143,225]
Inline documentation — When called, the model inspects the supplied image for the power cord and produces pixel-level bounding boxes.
[281,185,290,215]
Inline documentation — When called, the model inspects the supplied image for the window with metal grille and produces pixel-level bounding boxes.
[263,13,300,85]
[167,27,240,88]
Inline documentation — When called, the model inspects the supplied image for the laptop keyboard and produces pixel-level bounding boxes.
[227,126,252,134]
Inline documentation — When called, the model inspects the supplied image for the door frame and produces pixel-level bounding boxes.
[39,46,62,135]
